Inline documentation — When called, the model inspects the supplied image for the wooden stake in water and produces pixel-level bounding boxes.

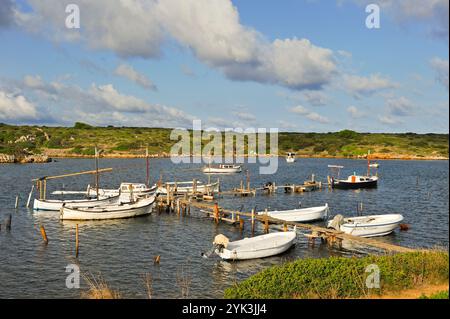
[26,185,34,208]
[251,209,255,233]
[40,225,48,244]
[214,203,219,224]
[75,224,79,258]
[15,195,19,209]
[6,214,12,231]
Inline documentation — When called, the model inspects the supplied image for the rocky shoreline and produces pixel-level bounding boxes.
[0,154,52,164]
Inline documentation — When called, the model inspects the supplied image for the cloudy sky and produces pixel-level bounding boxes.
[0,0,448,133]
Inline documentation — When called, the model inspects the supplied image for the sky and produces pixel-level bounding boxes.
[0,0,448,133]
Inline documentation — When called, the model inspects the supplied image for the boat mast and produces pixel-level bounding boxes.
[146,147,150,187]
[367,150,371,176]
[95,146,99,199]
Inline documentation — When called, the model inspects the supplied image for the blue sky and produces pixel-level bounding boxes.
[0,0,448,133]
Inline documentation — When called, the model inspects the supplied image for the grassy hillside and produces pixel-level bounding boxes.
[0,123,448,159]
[224,251,449,299]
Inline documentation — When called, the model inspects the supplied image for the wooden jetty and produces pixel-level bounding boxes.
[176,200,415,253]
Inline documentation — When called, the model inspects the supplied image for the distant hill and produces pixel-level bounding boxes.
[0,123,448,160]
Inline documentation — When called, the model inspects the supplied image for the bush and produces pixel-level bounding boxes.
[224,251,449,299]
[74,122,93,129]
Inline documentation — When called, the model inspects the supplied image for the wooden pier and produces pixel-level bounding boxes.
[175,200,415,253]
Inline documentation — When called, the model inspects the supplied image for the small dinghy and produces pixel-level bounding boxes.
[213,229,296,260]
[33,195,120,211]
[286,152,296,163]
[60,195,156,221]
[327,214,404,237]
[258,204,329,222]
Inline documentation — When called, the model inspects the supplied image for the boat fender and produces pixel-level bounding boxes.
[213,234,229,248]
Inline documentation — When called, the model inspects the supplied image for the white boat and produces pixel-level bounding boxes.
[60,195,156,221]
[202,164,242,174]
[327,214,404,237]
[258,204,329,222]
[213,229,296,260]
[52,183,156,198]
[286,152,295,163]
[33,195,120,211]
[156,181,220,195]
[369,163,379,168]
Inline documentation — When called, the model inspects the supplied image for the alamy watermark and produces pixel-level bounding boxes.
[65,264,80,289]
[366,4,380,29]
[65,4,80,29]
[365,264,380,289]
[170,120,279,174]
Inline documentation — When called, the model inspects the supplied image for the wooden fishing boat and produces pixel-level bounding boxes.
[213,229,296,260]
[60,195,156,221]
[331,175,378,189]
[52,183,156,198]
[258,204,329,222]
[33,194,120,211]
[327,214,404,237]
[202,164,242,174]
[286,152,295,163]
[156,181,219,195]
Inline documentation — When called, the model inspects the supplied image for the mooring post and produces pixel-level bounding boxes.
[14,195,19,209]
[264,214,269,234]
[283,223,288,232]
[75,224,79,258]
[5,214,12,231]
[176,199,180,216]
[251,209,255,233]
[26,185,34,208]
[214,203,219,224]
[40,225,48,244]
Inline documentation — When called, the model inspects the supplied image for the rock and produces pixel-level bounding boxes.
[19,155,51,163]
[0,154,15,163]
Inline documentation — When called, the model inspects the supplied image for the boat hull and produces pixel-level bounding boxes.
[60,196,156,220]
[330,214,404,237]
[258,205,328,222]
[332,179,377,189]
[33,195,120,211]
[203,167,241,174]
[216,231,296,260]
[157,182,219,195]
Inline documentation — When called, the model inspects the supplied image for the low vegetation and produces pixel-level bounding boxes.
[224,251,449,299]
[0,123,448,159]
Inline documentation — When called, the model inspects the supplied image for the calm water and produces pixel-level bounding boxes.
[0,158,448,298]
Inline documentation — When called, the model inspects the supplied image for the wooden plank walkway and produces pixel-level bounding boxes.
[180,200,416,253]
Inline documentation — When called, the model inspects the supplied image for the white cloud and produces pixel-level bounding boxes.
[232,111,256,122]
[342,74,398,98]
[378,115,401,125]
[114,63,157,91]
[347,0,449,40]
[386,96,415,116]
[290,105,330,124]
[0,90,39,121]
[430,57,449,90]
[347,106,365,118]
[302,90,328,106]
[18,0,337,91]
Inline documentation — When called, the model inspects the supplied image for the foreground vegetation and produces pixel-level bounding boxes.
[224,251,449,299]
[0,123,448,160]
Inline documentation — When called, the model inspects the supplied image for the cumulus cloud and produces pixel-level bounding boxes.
[430,57,449,90]
[347,0,449,41]
[342,74,398,98]
[347,106,365,118]
[386,96,415,116]
[114,63,157,91]
[290,105,330,124]
[17,0,337,91]
[0,90,39,121]
[19,75,197,127]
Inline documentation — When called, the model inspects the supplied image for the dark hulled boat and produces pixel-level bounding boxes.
[331,175,378,189]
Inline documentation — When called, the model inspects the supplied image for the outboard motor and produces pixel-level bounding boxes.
[328,214,344,231]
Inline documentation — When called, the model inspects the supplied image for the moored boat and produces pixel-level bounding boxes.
[202,164,242,174]
[286,152,295,163]
[33,194,120,211]
[213,229,296,260]
[331,175,378,189]
[257,204,329,222]
[327,214,404,237]
[156,181,220,195]
[60,195,156,221]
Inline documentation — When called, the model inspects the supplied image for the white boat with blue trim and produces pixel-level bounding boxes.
[257,204,329,222]
[327,214,404,237]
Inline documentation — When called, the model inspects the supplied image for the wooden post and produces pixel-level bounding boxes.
[176,199,180,216]
[283,223,288,232]
[75,224,79,257]
[214,203,219,224]
[246,170,250,191]
[15,195,19,209]
[40,225,48,244]
[264,214,269,234]
[239,218,244,230]
[251,209,255,233]
[193,179,197,195]
[5,214,11,231]
[43,179,47,200]
[26,185,34,208]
